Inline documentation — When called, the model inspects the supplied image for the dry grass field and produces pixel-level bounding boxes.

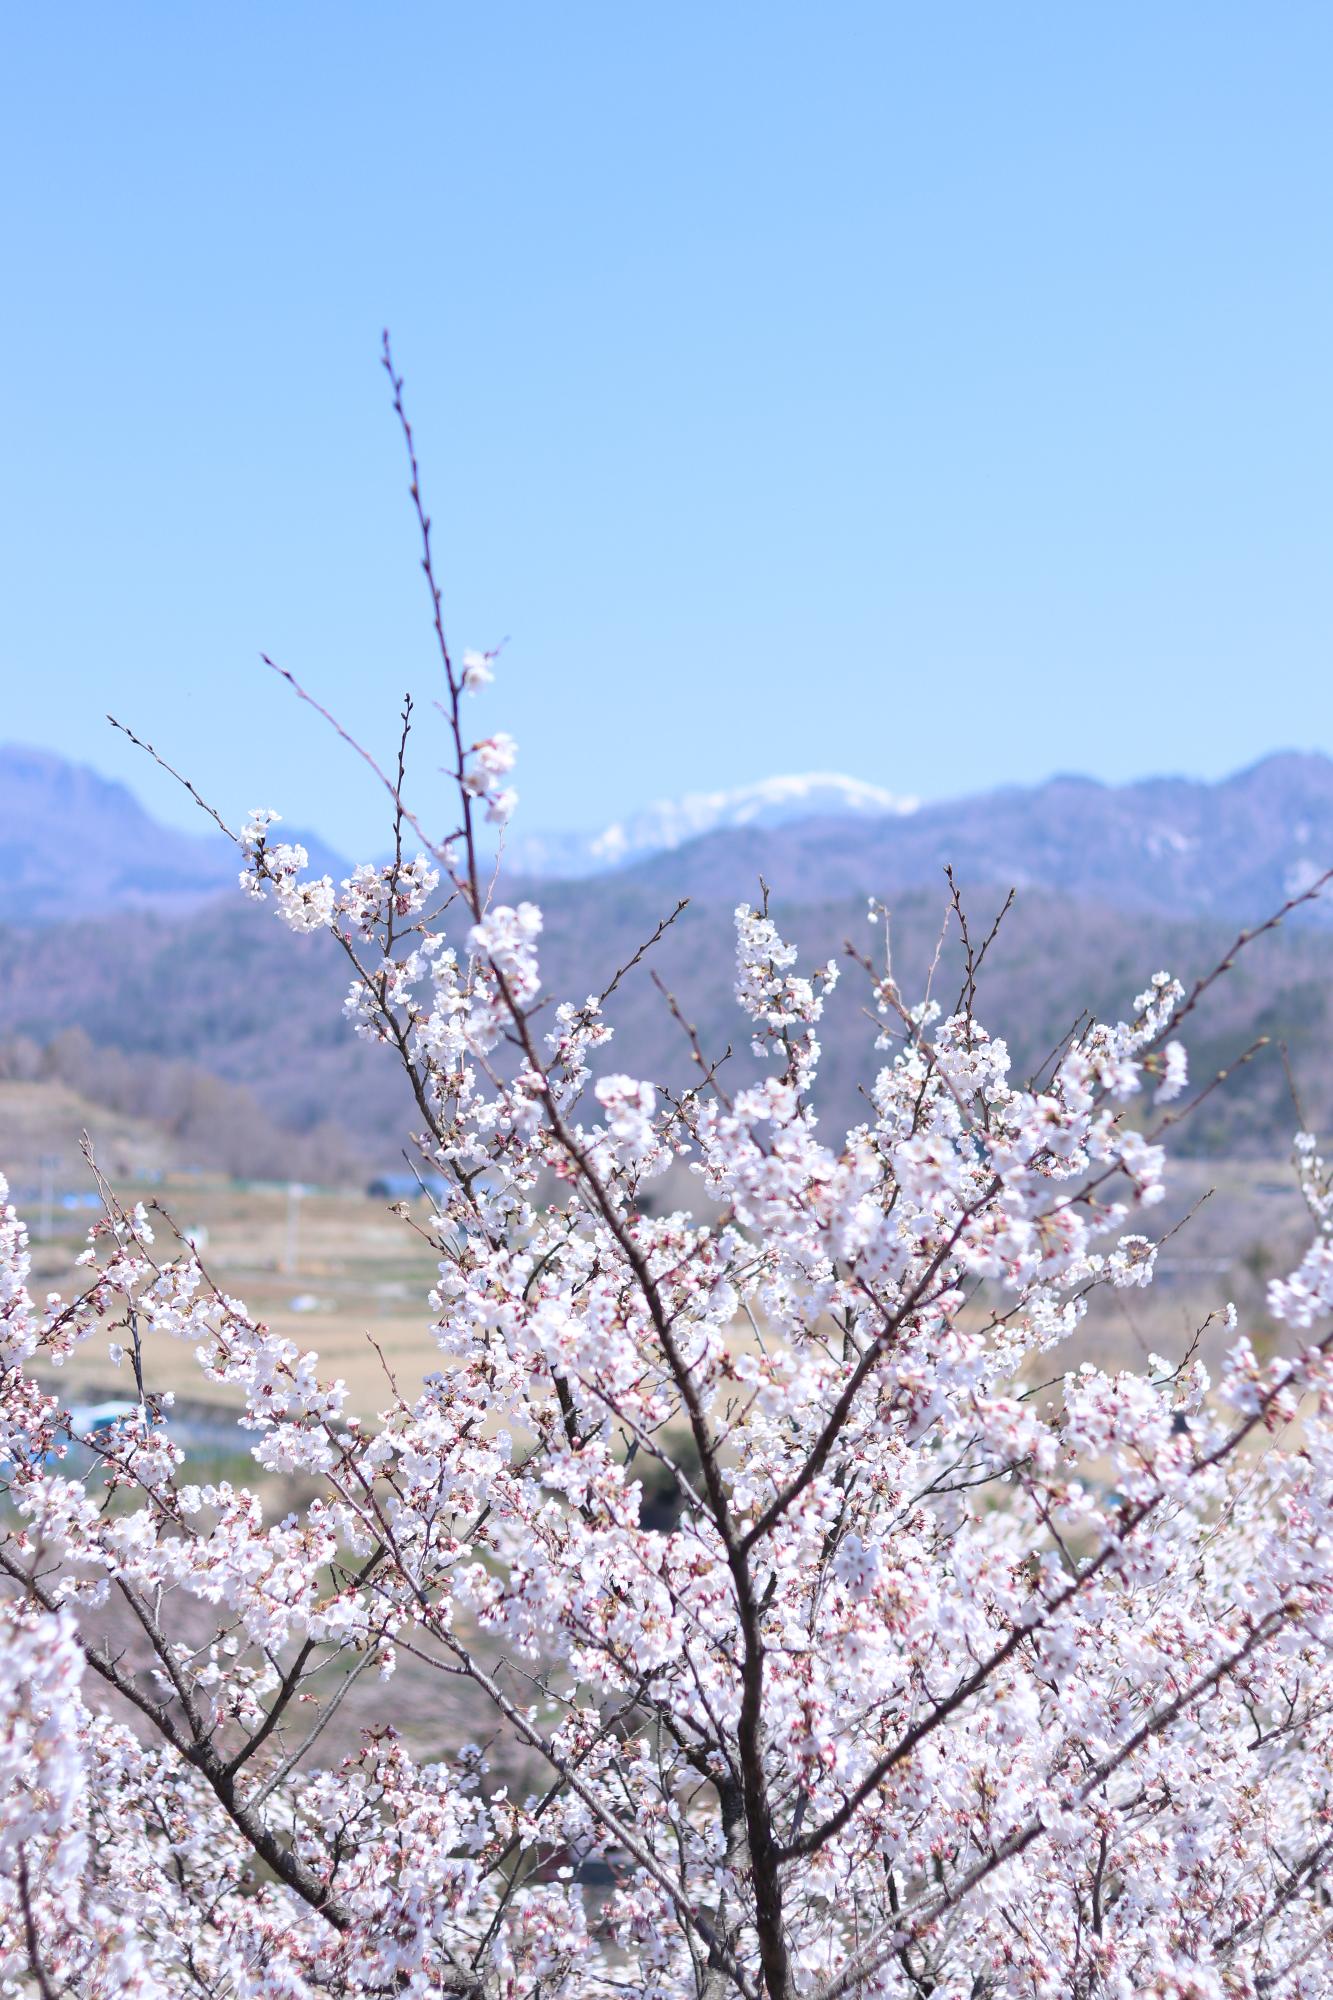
[17,1172,444,1411]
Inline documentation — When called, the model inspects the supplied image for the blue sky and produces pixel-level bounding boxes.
[2,4,1329,856]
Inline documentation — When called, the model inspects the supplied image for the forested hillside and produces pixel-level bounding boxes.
[2,867,1328,1173]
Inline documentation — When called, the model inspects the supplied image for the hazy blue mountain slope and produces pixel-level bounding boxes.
[1,874,1329,1166]
[2,742,1329,1169]
[0,745,348,924]
[4,743,1331,927]
[604,754,1333,922]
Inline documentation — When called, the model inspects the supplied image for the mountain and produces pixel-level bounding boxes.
[579,753,1333,927]
[3,740,1330,1175]
[2,872,1331,1167]
[498,773,919,878]
[3,742,1331,931]
[0,745,349,925]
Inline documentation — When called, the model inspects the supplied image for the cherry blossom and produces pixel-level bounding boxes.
[4,348,1332,1998]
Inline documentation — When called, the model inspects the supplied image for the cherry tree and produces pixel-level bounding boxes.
[3,347,1333,1998]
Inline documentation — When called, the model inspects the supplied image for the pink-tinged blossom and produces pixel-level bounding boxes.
[0,1603,87,1910]
[485,784,518,825]
[1270,1239,1333,1327]
[469,901,542,1007]
[466,732,517,786]
[337,855,439,937]
[461,647,495,692]
[1155,1038,1189,1102]
[238,810,336,932]
[593,1073,659,1163]
[463,732,519,827]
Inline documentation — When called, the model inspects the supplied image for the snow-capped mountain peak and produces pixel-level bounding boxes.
[500,774,918,879]
[591,774,917,865]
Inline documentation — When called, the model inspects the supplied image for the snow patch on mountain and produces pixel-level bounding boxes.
[501,774,918,878]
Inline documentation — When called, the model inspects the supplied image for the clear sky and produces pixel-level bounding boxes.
[2,4,1329,857]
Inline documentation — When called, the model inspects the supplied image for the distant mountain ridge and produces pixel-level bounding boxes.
[2,741,1331,929]
[593,751,1333,926]
[0,745,348,925]
[2,742,1332,1165]
[498,772,920,877]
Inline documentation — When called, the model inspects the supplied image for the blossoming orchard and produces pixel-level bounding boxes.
[5,356,1333,2000]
